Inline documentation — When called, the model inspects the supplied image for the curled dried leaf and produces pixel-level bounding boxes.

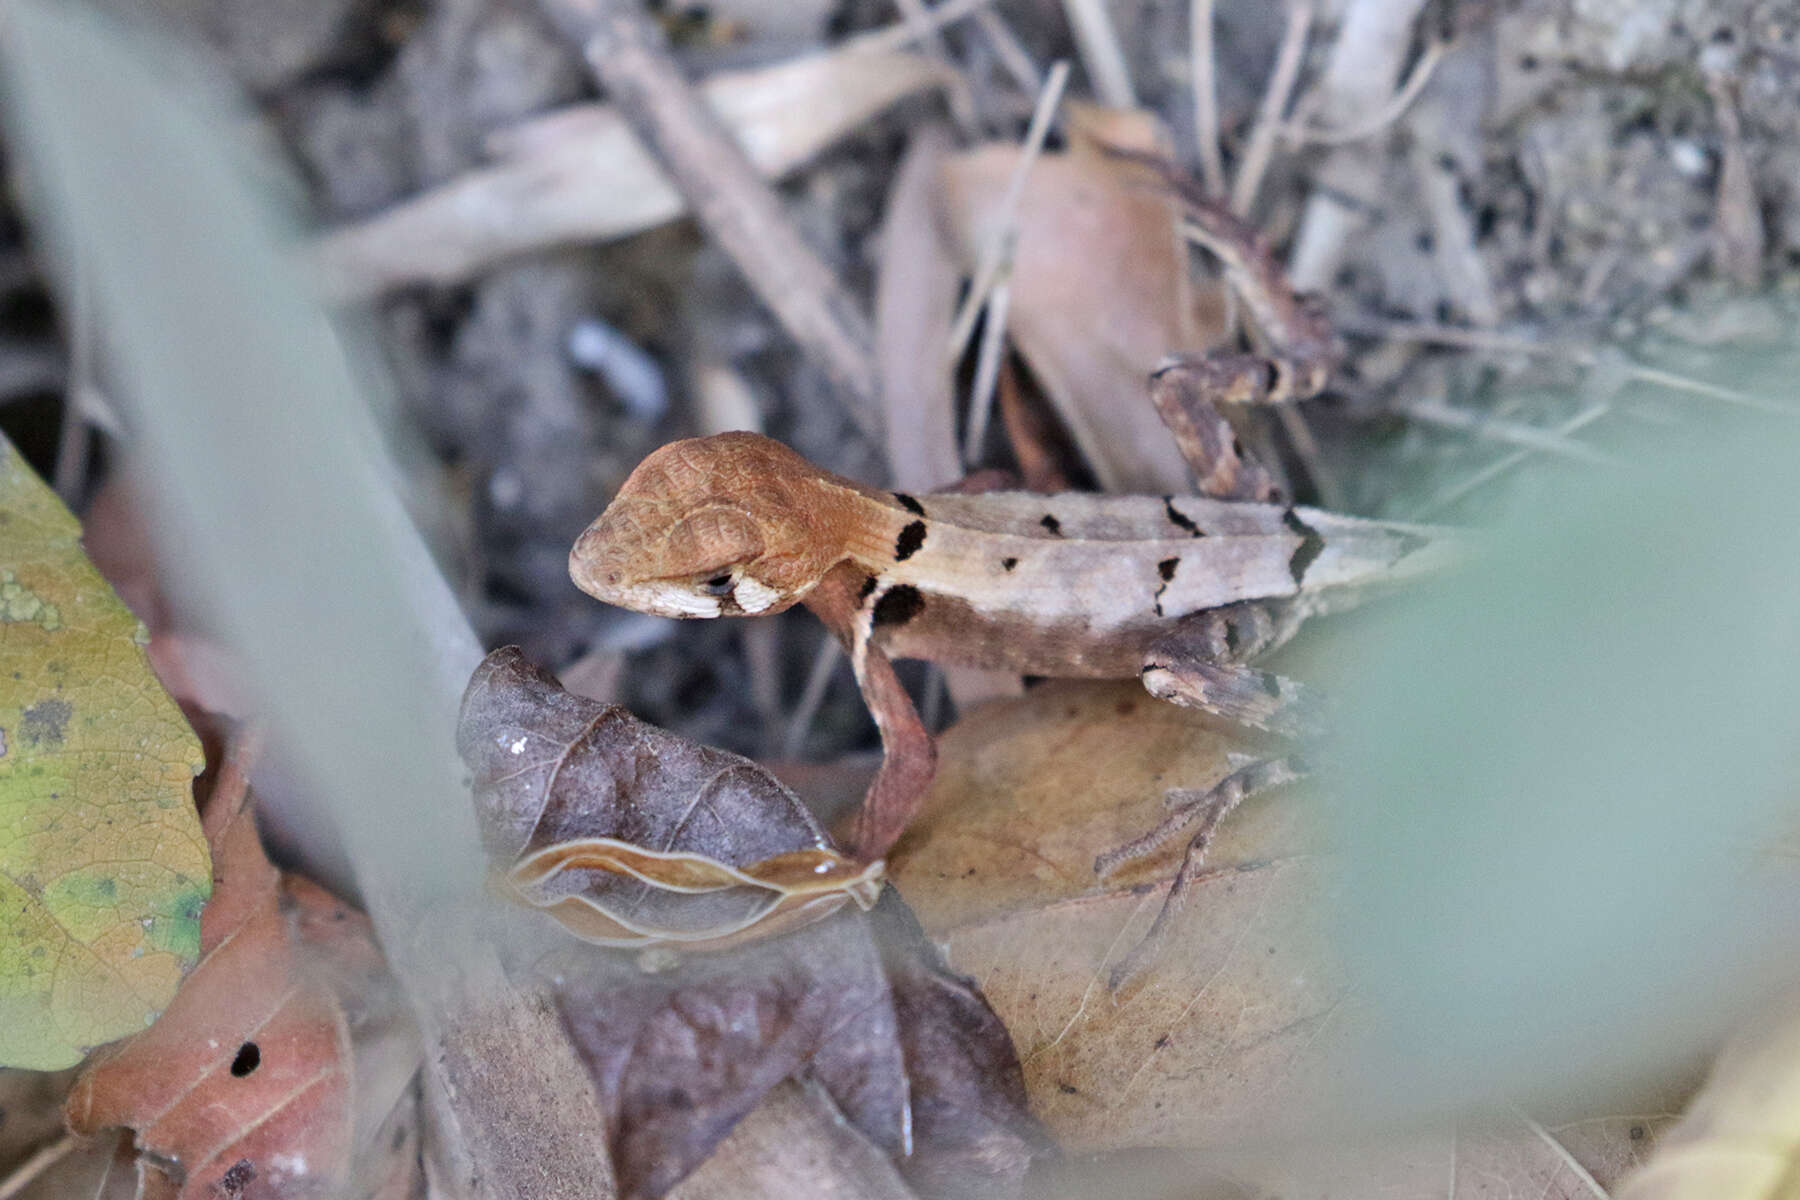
[458,646,884,949]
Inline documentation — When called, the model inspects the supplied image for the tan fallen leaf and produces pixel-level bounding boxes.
[936,107,1226,494]
[316,47,954,297]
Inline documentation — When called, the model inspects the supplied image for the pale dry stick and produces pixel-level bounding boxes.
[0,1133,77,1200]
[536,0,885,450]
[1346,317,1794,415]
[51,261,90,502]
[1515,1108,1612,1200]
[1229,0,1314,219]
[1282,37,1446,147]
[963,273,1014,464]
[1189,0,1226,198]
[849,0,998,55]
[972,6,1042,92]
[1285,0,1432,291]
[1060,0,1136,107]
[783,632,846,759]
[1404,398,1618,466]
[946,60,1070,364]
[1409,403,1610,518]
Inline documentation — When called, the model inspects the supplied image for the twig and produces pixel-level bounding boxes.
[1346,317,1794,414]
[963,274,1013,463]
[0,1134,77,1200]
[535,0,885,452]
[1283,37,1445,147]
[947,59,1070,361]
[783,632,844,759]
[972,7,1043,93]
[1230,0,1313,217]
[1189,0,1226,198]
[1060,0,1136,107]
[850,0,996,55]
[52,261,90,502]
[1418,404,1610,517]
[1403,398,1618,465]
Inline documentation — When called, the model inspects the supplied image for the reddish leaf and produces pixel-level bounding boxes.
[63,735,417,1200]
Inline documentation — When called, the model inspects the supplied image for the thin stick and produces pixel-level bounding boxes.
[52,261,90,502]
[891,0,979,135]
[1060,0,1136,107]
[1189,0,1226,197]
[946,59,1070,362]
[1346,317,1794,414]
[849,0,997,55]
[1230,0,1313,217]
[973,6,1042,92]
[1284,37,1445,147]
[1408,403,1611,517]
[783,632,844,759]
[963,275,1012,463]
[0,1134,77,1200]
[1404,398,1617,465]
[537,0,885,451]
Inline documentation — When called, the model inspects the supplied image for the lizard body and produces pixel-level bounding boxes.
[571,431,1452,678]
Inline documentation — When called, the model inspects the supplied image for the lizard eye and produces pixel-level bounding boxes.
[700,574,736,597]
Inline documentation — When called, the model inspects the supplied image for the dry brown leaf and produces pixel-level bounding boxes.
[935,107,1225,494]
[888,678,1333,1152]
[457,648,1045,1200]
[890,677,1693,1194]
[63,736,417,1200]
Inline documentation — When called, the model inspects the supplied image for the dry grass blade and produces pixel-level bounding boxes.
[1230,0,1314,217]
[1060,0,1136,107]
[1403,398,1619,465]
[1408,402,1611,517]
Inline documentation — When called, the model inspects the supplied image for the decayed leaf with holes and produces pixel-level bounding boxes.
[457,646,881,949]
[457,648,1046,1199]
[0,433,208,1070]
[63,736,418,1200]
[936,107,1224,495]
[888,678,1687,1193]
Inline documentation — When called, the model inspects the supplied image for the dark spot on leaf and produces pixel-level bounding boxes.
[894,520,927,562]
[1057,1082,1078,1095]
[1154,1034,1172,1049]
[1280,509,1325,586]
[221,1159,255,1195]
[857,574,880,601]
[1163,497,1204,537]
[1157,557,1179,582]
[230,1042,260,1077]
[19,699,71,748]
[1001,557,1018,572]
[872,585,925,628]
[893,492,926,516]
[1039,514,1062,536]
[1629,1124,1645,1140]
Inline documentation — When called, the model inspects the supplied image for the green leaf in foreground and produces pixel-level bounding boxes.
[0,433,207,1069]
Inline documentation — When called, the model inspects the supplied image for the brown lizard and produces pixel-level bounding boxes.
[570,165,1459,971]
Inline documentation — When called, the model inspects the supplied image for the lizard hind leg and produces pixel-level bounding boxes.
[1095,754,1307,991]
[1140,602,1324,737]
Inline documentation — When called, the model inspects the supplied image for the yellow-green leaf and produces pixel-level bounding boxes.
[0,433,207,1069]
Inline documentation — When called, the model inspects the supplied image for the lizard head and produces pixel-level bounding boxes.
[570,432,854,619]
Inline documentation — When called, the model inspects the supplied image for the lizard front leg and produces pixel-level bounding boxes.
[802,562,937,863]
[1150,356,1287,502]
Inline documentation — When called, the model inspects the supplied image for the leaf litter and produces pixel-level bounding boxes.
[456,647,1046,1199]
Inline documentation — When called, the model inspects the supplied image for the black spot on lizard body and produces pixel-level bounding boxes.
[894,520,927,562]
[1152,557,1180,617]
[1280,508,1325,586]
[857,574,880,601]
[1162,496,1205,537]
[871,584,925,628]
[892,492,926,516]
[1039,513,1062,536]
[1001,557,1018,572]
